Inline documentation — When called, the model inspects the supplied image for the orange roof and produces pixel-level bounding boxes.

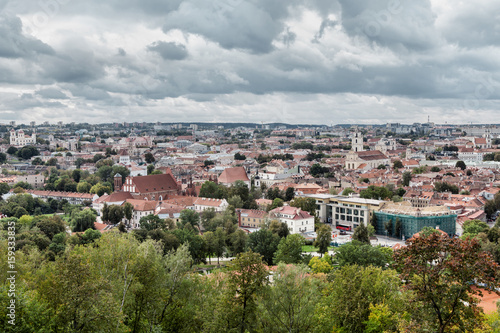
[124,199,158,211]
[218,167,249,184]
[130,173,180,194]
[194,197,227,207]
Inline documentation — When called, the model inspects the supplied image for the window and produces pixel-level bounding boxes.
[360,211,364,216]
[354,210,358,215]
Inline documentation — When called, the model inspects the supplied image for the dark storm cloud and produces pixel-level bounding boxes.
[0,15,54,58]
[438,2,500,48]
[147,41,188,60]
[0,0,500,124]
[162,0,299,53]
[337,0,440,51]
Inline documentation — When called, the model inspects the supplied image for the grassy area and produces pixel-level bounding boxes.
[302,245,335,252]
[302,245,319,252]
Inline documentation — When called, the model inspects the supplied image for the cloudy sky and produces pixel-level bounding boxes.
[0,0,499,125]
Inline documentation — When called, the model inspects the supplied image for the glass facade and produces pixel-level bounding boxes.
[374,211,457,239]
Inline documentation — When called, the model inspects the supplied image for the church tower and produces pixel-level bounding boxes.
[352,131,364,152]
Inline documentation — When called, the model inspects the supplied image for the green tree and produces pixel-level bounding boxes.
[290,197,317,217]
[334,240,392,268]
[393,160,403,169]
[76,181,92,193]
[36,216,66,240]
[315,265,404,333]
[455,160,466,170]
[107,205,124,225]
[285,187,295,202]
[273,234,305,264]
[71,208,97,232]
[199,181,227,199]
[179,209,200,230]
[228,194,244,208]
[249,229,280,265]
[0,182,10,196]
[144,152,155,164]
[122,202,133,225]
[234,152,246,160]
[352,222,370,244]
[213,227,226,265]
[229,229,248,256]
[257,263,322,332]
[314,224,332,256]
[269,197,284,210]
[342,187,355,196]
[402,171,412,187]
[101,202,109,223]
[461,219,490,239]
[90,182,113,196]
[139,214,167,231]
[308,255,334,274]
[226,251,268,333]
[393,231,500,332]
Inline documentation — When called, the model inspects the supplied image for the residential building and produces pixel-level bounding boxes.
[237,209,268,228]
[193,197,229,213]
[268,206,315,234]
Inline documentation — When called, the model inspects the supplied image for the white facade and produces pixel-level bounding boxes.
[10,129,36,146]
[269,206,315,234]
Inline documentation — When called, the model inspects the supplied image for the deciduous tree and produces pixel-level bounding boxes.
[393,232,500,332]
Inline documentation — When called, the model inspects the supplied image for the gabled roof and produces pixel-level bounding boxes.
[131,173,179,193]
[124,199,158,211]
[95,191,133,203]
[356,150,388,161]
[194,197,227,207]
[218,166,249,184]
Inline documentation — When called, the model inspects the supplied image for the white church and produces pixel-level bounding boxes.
[345,131,390,170]
[10,129,36,146]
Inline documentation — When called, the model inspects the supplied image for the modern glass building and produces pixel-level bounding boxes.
[374,202,456,239]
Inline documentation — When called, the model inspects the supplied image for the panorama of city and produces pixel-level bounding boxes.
[2,121,500,332]
[2,1,500,332]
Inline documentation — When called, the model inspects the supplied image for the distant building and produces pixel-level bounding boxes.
[311,194,385,230]
[374,201,456,239]
[121,170,182,201]
[218,166,250,187]
[193,197,228,213]
[269,206,315,234]
[237,209,268,228]
[345,130,389,170]
[10,129,36,146]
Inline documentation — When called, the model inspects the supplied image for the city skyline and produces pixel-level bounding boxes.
[0,0,499,125]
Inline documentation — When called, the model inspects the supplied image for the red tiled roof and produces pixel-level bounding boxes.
[124,199,158,211]
[131,173,179,193]
[218,166,249,184]
[194,197,227,207]
[356,150,388,161]
[95,191,133,203]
